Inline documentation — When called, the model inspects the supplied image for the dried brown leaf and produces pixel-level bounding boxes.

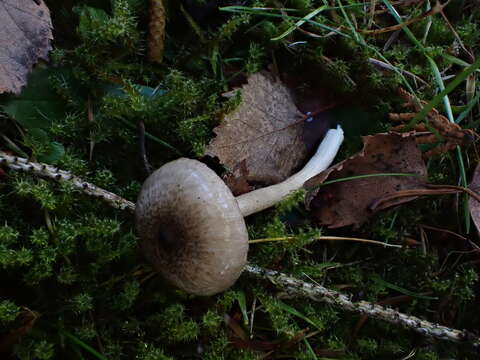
[304,132,428,228]
[469,163,480,233]
[0,0,53,94]
[223,160,252,196]
[206,72,307,185]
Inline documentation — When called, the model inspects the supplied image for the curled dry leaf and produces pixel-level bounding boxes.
[147,0,166,63]
[0,0,53,94]
[206,72,308,186]
[304,132,427,228]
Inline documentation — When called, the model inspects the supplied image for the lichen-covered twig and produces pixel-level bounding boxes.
[1,151,479,347]
[0,151,135,212]
[244,265,480,348]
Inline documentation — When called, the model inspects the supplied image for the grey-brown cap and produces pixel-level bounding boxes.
[135,158,249,296]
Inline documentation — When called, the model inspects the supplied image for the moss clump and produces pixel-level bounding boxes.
[1,0,480,359]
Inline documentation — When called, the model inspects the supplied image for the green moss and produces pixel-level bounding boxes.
[0,299,20,325]
[70,293,94,314]
[136,344,174,360]
[148,304,199,343]
[1,1,480,359]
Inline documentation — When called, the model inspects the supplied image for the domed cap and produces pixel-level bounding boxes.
[135,158,249,295]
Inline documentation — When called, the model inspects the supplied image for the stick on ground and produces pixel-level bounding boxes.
[1,151,478,348]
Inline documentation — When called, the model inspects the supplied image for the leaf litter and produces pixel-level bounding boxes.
[304,132,428,228]
[0,0,53,94]
[205,70,480,233]
[206,72,309,186]
[304,131,480,229]
[469,164,480,234]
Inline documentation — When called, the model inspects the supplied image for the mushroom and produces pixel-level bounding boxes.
[135,126,344,295]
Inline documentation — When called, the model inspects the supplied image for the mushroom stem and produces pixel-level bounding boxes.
[236,126,344,217]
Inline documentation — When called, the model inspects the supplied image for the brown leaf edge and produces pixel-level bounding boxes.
[304,131,425,212]
[0,0,53,94]
[469,163,480,233]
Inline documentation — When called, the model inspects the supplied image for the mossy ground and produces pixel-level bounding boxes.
[1,0,480,359]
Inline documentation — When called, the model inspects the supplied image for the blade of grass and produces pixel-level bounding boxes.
[303,338,319,360]
[381,0,480,123]
[249,235,402,248]
[221,4,417,94]
[443,54,480,72]
[428,57,454,122]
[373,276,438,300]
[337,0,364,44]
[410,57,480,123]
[220,7,351,37]
[115,117,182,156]
[275,300,323,331]
[383,0,479,232]
[426,56,470,232]
[382,0,427,48]
[236,290,249,326]
[304,173,419,193]
[319,172,418,187]
[221,4,367,14]
[455,87,480,124]
[220,6,302,13]
[271,6,328,41]
[421,0,432,43]
[62,330,108,360]
[179,4,206,43]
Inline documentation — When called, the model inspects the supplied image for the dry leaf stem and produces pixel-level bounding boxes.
[371,184,480,210]
[1,151,479,347]
[245,265,479,347]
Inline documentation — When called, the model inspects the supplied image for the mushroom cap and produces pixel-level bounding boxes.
[135,158,249,295]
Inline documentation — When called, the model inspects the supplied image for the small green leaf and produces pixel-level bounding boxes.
[24,128,65,164]
[3,68,67,130]
[372,276,438,300]
[76,6,110,36]
[39,142,65,163]
[275,300,323,331]
[235,291,249,326]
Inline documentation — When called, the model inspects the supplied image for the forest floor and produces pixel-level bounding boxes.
[1,1,480,359]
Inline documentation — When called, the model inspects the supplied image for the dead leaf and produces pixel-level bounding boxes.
[147,0,166,63]
[206,72,308,185]
[0,0,53,94]
[223,160,252,196]
[304,132,428,228]
[469,164,480,233]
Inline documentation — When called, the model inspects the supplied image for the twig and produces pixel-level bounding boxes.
[244,265,480,347]
[368,58,428,85]
[1,152,479,347]
[137,120,153,175]
[360,1,448,34]
[249,235,402,248]
[0,152,135,212]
